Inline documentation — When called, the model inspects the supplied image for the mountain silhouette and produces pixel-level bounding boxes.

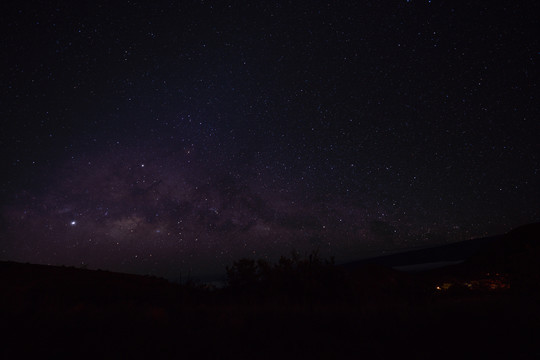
[342,223,540,271]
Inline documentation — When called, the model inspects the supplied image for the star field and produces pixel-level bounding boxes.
[1,1,538,280]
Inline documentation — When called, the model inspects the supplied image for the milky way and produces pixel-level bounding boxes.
[3,140,532,280]
[1,145,402,279]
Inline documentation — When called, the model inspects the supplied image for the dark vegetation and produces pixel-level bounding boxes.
[1,223,540,359]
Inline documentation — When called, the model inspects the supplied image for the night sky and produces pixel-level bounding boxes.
[1,1,538,281]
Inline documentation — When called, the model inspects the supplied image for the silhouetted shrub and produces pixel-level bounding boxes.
[225,258,260,288]
[225,250,347,303]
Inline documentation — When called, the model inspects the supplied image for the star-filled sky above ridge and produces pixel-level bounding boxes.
[1,1,538,281]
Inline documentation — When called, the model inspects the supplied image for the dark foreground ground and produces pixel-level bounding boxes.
[1,223,540,359]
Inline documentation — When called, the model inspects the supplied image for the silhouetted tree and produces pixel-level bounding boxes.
[226,258,259,288]
[225,250,347,303]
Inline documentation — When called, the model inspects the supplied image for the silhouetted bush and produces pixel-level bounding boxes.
[225,250,348,303]
[225,258,260,288]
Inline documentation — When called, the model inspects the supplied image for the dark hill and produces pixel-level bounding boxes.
[465,222,540,267]
[341,223,540,271]
[0,261,183,309]
[341,235,498,269]
[460,223,540,289]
